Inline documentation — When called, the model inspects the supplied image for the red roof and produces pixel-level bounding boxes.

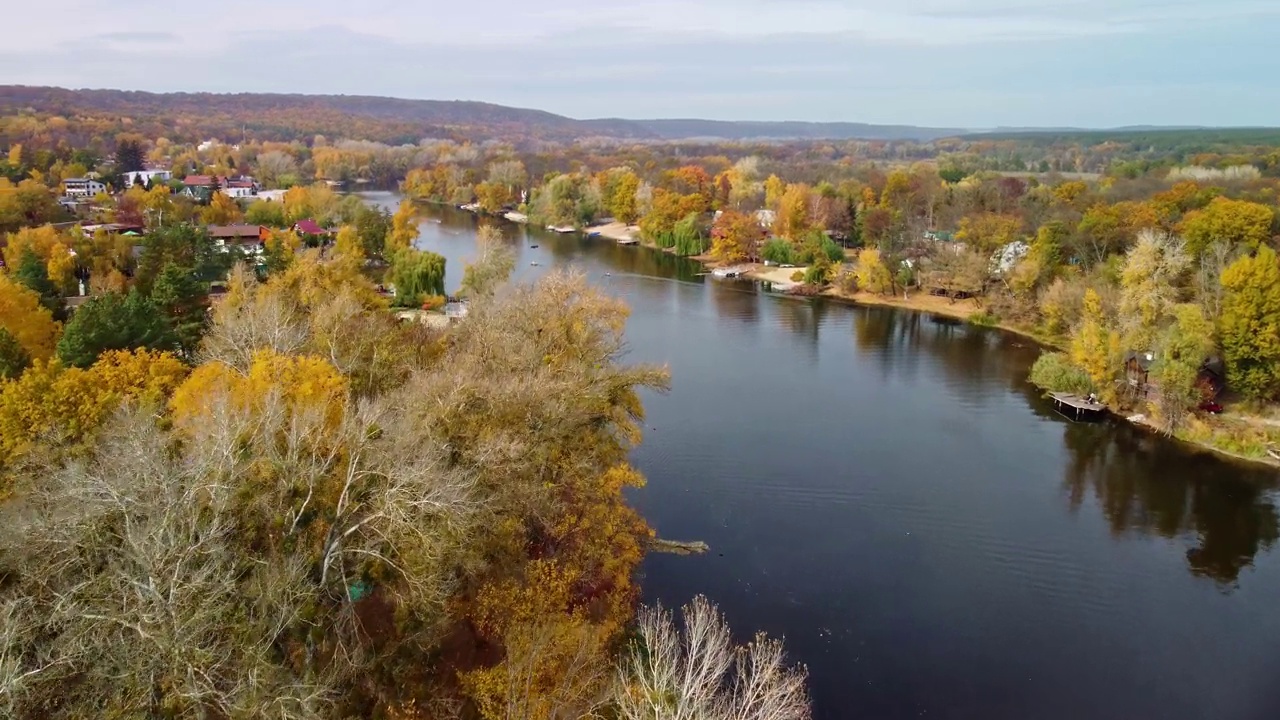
[293,219,328,235]
[184,175,215,186]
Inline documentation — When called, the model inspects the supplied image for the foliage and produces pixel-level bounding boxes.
[1219,245,1280,401]
[1180,197,1275,257]
[387,200,420,256]
[245,198,287,226]
[955,213,1023,254]
[855,249,893,295]
[1152,304,1217,433]
[0,273,61,361]
[709,209,762,263]
[1117,230,1189,351]
[459,226,515,299]
[150,263,209,357]
[761,239,795,266]
[12,246,66,319]
[0,328,31,380]
[56,290,175,368]
[1070,289,1120,398]
[1028,352,1095,395]
[388,249,447,307]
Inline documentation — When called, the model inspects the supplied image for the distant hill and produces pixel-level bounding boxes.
[582,118,967,141]
[0,86,964,143]
[2,86,1270,146]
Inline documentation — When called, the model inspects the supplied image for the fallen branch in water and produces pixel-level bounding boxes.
[649,538,710,556]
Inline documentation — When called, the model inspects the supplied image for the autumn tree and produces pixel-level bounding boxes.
[459,226,515,299]
[1218,245,1280,401]
[200,189,243,225]
[386,200,420,256]
[12,247,67,320]
[1152,304,1216,433]
[114,137,145,174]
[955,213,1023,254]
[1117,230,1189,351]
[1179,197,1275,257]
[0,326,31,380]
[709,209,762,263]
[1071,289,1119,398]
[774,183,814,241]
[0,274,61,363]
[856,249,893,295]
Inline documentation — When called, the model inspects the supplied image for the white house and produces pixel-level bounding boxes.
[122,169,173,188]
[62,178,106,197]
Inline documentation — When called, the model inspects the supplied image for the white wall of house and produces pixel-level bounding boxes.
[220,186,257,198]
[63,179,105,197]
[123,170,173,188]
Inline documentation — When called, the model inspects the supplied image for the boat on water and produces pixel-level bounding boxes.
[1050,393,1108,422]
[711,266,747,278]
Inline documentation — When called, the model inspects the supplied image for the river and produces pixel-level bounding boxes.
[365,193,1280,720]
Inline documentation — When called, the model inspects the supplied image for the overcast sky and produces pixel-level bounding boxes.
[3,0,1278,128]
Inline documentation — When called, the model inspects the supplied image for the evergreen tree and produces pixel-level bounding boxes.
[0,327,31,379]
[14,248,66,321]
[115,139,145,174]
[56,290,175,368]
[151,264,209,358]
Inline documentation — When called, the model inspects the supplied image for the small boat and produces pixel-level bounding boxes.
[530,261,540,266]
[529,244,539,249]
[587,231,602,238]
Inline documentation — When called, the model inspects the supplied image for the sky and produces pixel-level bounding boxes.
[2,0,1279,129]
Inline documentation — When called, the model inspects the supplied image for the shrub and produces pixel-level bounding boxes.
[761,239,795,265]
[1028,351,1094,394]
[967,310,999,327]
[790,270,805,283]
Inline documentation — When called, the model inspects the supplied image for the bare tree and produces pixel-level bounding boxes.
[615,596,810,720]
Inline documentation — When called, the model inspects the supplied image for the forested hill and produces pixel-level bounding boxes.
[603,118,966,141]
[0,85,963,143]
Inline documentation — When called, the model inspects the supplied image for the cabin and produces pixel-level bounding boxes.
[1124,350,1226,401]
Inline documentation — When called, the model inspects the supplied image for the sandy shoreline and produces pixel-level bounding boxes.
[584,221,639,242]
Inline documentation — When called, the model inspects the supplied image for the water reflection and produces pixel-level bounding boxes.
[1062,421,1279,587]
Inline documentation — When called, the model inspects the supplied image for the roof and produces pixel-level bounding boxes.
[62,177,97,183]
[184,175,216,186]
[207,224,264,239]
[293,219,329,235]
[1124,350,1155,370]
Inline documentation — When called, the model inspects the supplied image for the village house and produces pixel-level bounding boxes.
[207,224,268,255]
[293,219,331,237]
[1123,351,1226,401]
[182,174,260,199]
[62,177,106,198]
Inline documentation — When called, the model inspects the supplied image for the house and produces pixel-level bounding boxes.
[62,178,106,197]
[123,169,173,188]
[182,175,217,200]
[256,189,287,203]
[207,224,268,252]
[1124,351,1226,400]
[220,176,260,199]
[293,219,330,236]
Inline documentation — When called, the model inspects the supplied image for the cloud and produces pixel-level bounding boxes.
[0,0,1277,127]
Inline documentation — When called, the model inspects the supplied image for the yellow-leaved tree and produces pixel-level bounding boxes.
[0,274,61,362]
[1071,289,1119,398]
[856,248,893,295]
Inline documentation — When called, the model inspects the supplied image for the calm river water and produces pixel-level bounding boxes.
[367,193,1280,720]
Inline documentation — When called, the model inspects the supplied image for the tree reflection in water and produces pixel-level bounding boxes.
[1061,419,1279,587]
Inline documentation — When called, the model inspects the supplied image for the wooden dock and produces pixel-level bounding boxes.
[1050,393,1108,422]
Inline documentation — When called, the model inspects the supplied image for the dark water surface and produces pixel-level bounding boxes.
[367,194,1280,720]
